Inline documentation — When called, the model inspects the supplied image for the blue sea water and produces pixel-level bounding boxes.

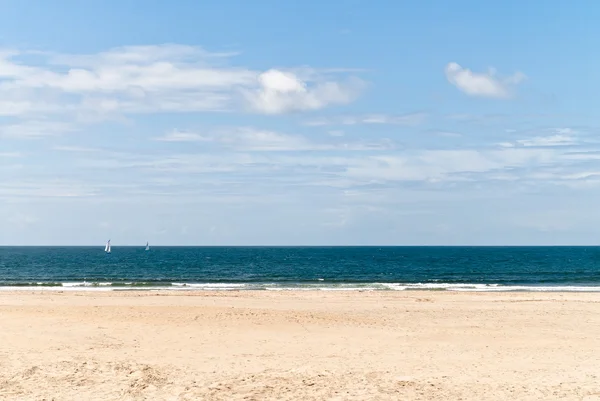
[1,246,600,292]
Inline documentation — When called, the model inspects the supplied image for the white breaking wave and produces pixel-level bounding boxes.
[62,282,93,287]
[0,282,600,292]
[0,286,114,292]
[171,283,247,290]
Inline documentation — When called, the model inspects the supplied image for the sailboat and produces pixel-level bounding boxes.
[145,241,150,251]
[105,239,111,254]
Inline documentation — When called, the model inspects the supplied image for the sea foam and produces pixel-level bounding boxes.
[1,282,599,292]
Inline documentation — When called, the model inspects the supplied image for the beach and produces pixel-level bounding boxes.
[1,291,599,400]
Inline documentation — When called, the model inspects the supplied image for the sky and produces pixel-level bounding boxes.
[1,0,600,246]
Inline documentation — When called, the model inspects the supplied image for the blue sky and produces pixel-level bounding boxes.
[1,0,599,245]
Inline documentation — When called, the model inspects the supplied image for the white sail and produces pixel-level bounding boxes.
[145,242,149,251]
[105,240,111,253]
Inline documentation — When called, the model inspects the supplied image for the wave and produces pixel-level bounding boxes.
[1,281,600,292]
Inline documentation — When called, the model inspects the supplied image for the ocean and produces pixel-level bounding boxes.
[1,246,600,292]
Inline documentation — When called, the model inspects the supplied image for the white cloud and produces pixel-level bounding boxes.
[445,62,526,98]
[0,120,75,139]
[498,129,579,148]
[0,47,254,93]
[53,145,100,152]
[46,44,239,66]
[73,144,561,187]
[424,129,462,138]
[154,130,208,142]
[0,152,23,158]
[435,131,462,138]
[305,112,426,126]
[242,69,364,114]
[554,128,576,135]
[335,147,559,184]
[517,134,577,147]
[0,45,364,118]
[563,151,600,161]
[154,127,393,151]
[214,127,315,151]
[0,180,99,198]
[154,127,311,150]
[0,99,62,116]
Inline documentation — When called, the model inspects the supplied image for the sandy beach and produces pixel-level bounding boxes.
[1,290,599,400]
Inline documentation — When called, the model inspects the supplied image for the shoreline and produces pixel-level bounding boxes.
[2,289,600,299]
[3,289,600,300]
[3,278,600,293]
[2,284,600,293]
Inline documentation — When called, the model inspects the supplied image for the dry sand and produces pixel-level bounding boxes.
[1,290,600,400]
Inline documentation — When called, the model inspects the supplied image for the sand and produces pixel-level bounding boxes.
[1,291,600,400]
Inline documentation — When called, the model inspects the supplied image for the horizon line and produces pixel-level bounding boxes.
[1,244,600,248]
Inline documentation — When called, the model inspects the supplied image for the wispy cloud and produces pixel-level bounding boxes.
[517,134,577,147]
[445,62,526,98]
[424,129,462,138]
[0,180,99,198]
[497,128,580,148]
[52,145,100,152]
[0,120,75,139]
[154,131,208,142]
[70,145,564,188]
[305,112,426,126]
[0,152,23,158]
[153,127,394,151]
[0,44,364,119]
[341,148,557,183]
